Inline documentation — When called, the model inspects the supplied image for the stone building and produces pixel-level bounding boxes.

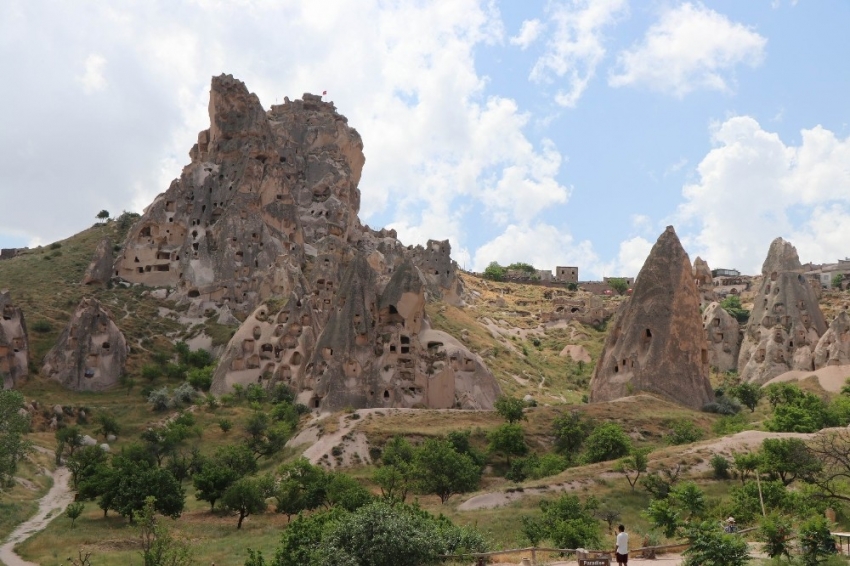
[555,266,578,283]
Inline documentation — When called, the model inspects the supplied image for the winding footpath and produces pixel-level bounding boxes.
[0,467,74,566]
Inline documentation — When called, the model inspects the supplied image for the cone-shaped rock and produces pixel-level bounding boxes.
[81,237,113,286]
[738,238,827,384]
[42,298,128,391]
[0,290,29,389]
[590,226,714,409]
[702,302,740,373]
[814,311,850,368]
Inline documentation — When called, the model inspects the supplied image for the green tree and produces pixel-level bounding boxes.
[727,382,763,412]
[221,476,271,529]
[799,515,838,566]
[413,439,481,504]
[96,209,110,223]
[100,455,185,521]
[682,521,750,566]
[324,473,373,512]
[832,273,844,289]
[314,502,444,566]
[672,482,706,520]
[0,390,32,490]
[55,425,83,465]
[67,445,109,490]
[245,410,291,459]
[539,494,601,549]
[666,420,703,445]
[615,448,649,492]
[94,412,121,439]
[645,497,680,538]
[493,396,526,423]
[552,410,591,460]
[276,457,328,513]
[193,444,258,511]
[758,513,794,560]
[483,261,505,281]
[138,497,192,566]
[760,438,822,486]
[66,501,85,528]
[583,422,631,463]
[487,423,527,466]
[275,508,346,566]
[607,277,629,295]
[732,451,761,485]
[720,295,750,323]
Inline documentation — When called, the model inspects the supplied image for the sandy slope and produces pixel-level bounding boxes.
[765,364,850,393]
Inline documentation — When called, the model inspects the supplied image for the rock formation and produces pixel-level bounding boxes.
[211,257,498,410]
[702,302,740,372]
[693,257,716,307]
[118,74,495,410]
[0,290,28,389]
[589,226,714,409]
[82,237,113,286]
[814,311,850,368]
[738,238,827,384]
[42,298,128,391]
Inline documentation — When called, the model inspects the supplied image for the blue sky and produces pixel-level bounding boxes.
[1,0,849,278]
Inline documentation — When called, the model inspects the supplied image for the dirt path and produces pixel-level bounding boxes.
[0,467,74,566]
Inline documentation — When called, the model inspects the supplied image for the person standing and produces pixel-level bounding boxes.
[615,524,629,565]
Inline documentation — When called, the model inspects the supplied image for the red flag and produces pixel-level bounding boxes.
[322,90,327,96]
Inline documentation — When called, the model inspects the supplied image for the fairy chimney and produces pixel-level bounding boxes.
[738,238,827,384]
[42,298,128,391]
[589,226,714,409]
[0,290,28,389]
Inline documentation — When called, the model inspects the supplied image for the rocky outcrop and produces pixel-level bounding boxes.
[738,238,827,384]
[702,302,740,373]
[211,257,498,410]
[82,238,113,286]
[589,226,714,409]
[42,298,128,391]
[693,257,716,307]
[119,74,487,410]
[0,290,28,389]
[814,311,850,368]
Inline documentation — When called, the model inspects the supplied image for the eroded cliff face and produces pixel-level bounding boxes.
[702,302,740,373]
[814,311,850,368]
[117,74,496,410]
[738,238,827,384]
[0,290,28,389]
[589,226,714,410]
[42,298,128,392]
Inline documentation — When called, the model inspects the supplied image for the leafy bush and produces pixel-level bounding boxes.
[710,455,730,479]
[799,515,838,566]
[702,396,742,415]
[187,366,214,391]
[720,295,750,324]
[483,262,505,281]
[172,383,198,406]
[583,422,631,463]
[31,320,52,333]
[759,513,793,560]
[148,387,171,411]
[666,420,703,445]
[682,521,750,566]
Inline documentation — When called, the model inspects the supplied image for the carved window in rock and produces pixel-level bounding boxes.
[400,335,411,354]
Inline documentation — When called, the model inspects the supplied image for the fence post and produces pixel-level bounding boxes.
[531,548,537,565]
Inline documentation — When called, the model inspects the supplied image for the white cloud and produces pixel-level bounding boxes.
[510,19,542,49]
[0,0,569,263]
[677,116,850,272]
[608,2,766,97]
[607,236,653,277]
[471,223,598,274]
[530,0,628,108]
[76,54,107,93]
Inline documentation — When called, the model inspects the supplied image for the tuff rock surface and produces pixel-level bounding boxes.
[82,237,113,286]
[738,238,827,384]
[693,256,716,308]
[42,298,129,391]
[814,311,850,368]
[0,290,28,389]
[118,74,496,410]
[589,226,714,409]
[702,302,740,373]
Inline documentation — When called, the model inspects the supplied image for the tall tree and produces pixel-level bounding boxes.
[413,439,481,504]
[0,390,31,490]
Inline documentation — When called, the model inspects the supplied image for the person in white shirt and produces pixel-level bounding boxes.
[615,524,629,565]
